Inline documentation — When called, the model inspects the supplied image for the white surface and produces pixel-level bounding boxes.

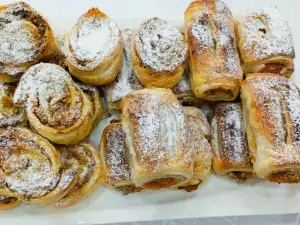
[1,0,300,225]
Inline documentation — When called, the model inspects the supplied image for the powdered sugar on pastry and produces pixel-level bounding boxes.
[238,5,294,59]
[135,17,187,72]
[107,29,143,103]
[67,12,121,70]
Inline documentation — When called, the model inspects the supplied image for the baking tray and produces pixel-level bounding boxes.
[1,0,300,224]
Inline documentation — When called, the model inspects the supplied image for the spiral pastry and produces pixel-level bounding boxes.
[52,144,101,208]
[65,8,123,86]
[0,83,27,128]
[132,17,187,88]
[0,2,57,83]
[14,63,94,145]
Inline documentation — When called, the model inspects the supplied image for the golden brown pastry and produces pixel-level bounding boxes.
[121,88,193,189]
[0,2,57,83]
[106,29,143,112]
[65,8,123,86]
[179,107,212,191]
[235,6,295,77]
[184,0,243,101]
[100,122,142,194]
[0,189,20,210]
[0,82,27,128]
[241,74,300,183]
[172,68,203,106]
[131,17,187,88]
[0,127,78,204]
[52,144,101,207]
[14,63,94,145]
[211,103,253,182]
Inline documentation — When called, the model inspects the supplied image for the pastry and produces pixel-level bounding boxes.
[65,8,123,86]
[0,2,57,83]
[172,68,202,106]
[211,103,253,182]
[0,189,20,210]
[52,144,101,207]
[0,127,78,204]
[121,88,193,189]
[106,29,143,112]
[100,122,142,194]
[0,83,27,128]
[179,107,212,191]
[184,0,243,101]
[235,6,295,77]
[241,74,300,183]
[76,82,102,124]
[131,17,187,88]
[14,63,94,145]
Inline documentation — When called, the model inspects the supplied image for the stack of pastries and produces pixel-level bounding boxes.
[0,0,299,211]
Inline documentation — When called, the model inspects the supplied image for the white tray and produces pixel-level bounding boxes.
[1,0,300,224]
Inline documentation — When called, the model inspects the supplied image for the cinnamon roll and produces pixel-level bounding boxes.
[235,6,295,77]
[241,74,300,183]
[65,8,123,86]
[211,103,253,182]
[184,0,243,101]
[100,122,141,194]
[52,144,101,207]
[0,127,78,204]
[106,29,143,112]
[131,17,187,88]
[0,83,27,128]
[0,2,57,83]
[14,63,94,145]
[179,107,212,191]
[121,88,193,189]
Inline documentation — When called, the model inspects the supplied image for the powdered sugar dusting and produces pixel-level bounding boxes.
[104,123,131,183]
[107,29,143,103]
[67,10,121,70]
[238,5,295,61]
[172,68,191,95]
[135,17,187,72]
[212,103,251,165]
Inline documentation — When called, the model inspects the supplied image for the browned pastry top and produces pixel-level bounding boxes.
[242,74,300,167]
[212,103,251,166]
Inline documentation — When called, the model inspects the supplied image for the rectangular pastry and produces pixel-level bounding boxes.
[211,103,253,182]
[184,0,243,101]
[105,29,143,112]
[121,88,194,189]
[235,6,295,77]
[179,107,212,191]
[100,122,141,194]
[241,74,300,183]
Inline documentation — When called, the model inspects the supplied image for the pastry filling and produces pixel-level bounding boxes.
[0,197,16,204]
[178,180,202,192]
[260,63,284,74]
[267,171,300,183]
[226,172,253,183]
[115,185,141,195]
[204,88,234,99]
[142,178,182,189]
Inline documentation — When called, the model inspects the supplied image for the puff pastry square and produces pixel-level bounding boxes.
[241,74,300,183]
[235,6,295,77]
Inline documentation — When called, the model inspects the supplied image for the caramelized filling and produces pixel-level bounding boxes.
[115,185,142,195]
[260,63,284,74]
[204,88,233,98]
[226,172,253,183]
[178,180,202,192]
[267,171,300,183]
[0,197,16,204]
[142,178,181,190]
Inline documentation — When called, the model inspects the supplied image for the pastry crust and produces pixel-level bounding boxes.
[0,83,27,128]
[211,103,253,182]
[106,29,143,112]
[131,18,187,88]
[0,2,57,82]
[14,63,94,145]
[121,88,193,189]
[241,74,300,183]
[179,107,212,191]
[235,6,295,77]
[184,0,243,101]
[100,122,142,194]
[0,189,20,210]
[65,8,123,86]
[52,144,101,207]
